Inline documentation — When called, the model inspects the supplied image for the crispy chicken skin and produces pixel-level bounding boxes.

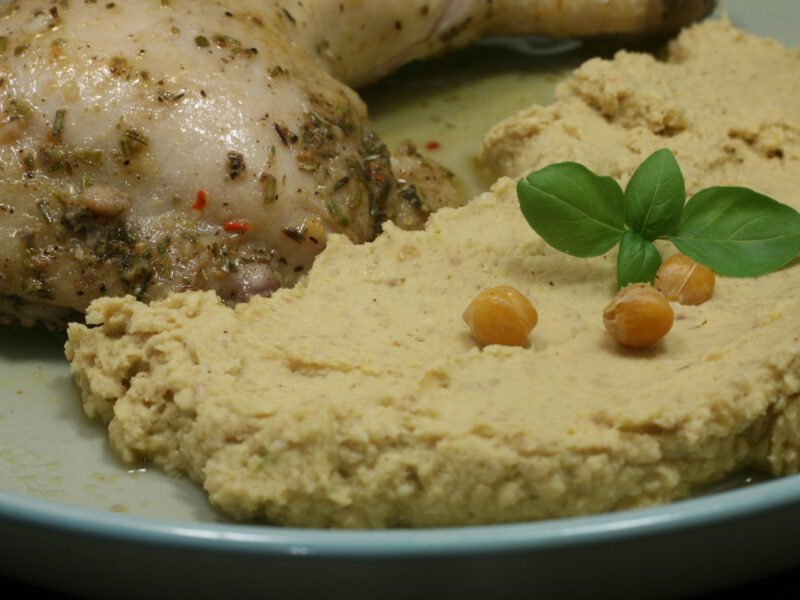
[0,0,714,328]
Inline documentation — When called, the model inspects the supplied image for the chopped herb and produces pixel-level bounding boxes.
[324,199,350,227]
[260,172,277,204]
[38,144,67,172]
[157,90,185,102]
[308,111,333,128]
[11,99,33,119]
[51,108,66,141]
[281,226,304,243]
[195,35,209,47]
[21,151,35,176]
[398,184,423,207]
[36,200,54,223]
[253,455,270,471]
[325,198,342,217]
[108,56,129,75]
[269,65,287,77]
[120,128,149,159]
[281,8,296,23]
[131,268,153,299]
[297,158,318,172]
[74,149,104,165]
[212,34,240,51]
[210,241,234,272]
[157,236,172,256]
[226,151,245,179]
[124,128,149,146]
[273,123,290,146]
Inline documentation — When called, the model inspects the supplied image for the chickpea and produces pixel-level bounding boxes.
[654,253,715,305]
[603,283,673,348]
[463,285,538,347]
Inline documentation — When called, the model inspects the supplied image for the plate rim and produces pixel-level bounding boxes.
[3,472,800,559]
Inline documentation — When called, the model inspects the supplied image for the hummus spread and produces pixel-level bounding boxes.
[65,20,800,528]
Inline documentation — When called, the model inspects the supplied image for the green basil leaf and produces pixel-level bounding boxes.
[616,231,662,289]
[517,162,624,257]
[624,148,685,240]
[669,186,800,276]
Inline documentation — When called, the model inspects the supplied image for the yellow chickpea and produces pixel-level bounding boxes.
[654,253,715,305]
[603,283,673,348]
[463,285,538,347]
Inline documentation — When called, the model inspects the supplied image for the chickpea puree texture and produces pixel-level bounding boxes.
[65,19,800,528]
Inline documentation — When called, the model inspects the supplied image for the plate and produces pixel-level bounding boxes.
[1,1,798,598]
[3,474,800,600]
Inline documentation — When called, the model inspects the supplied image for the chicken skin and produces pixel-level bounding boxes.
[291,0,716,87]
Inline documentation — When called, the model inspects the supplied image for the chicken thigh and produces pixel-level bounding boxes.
[0,0,714,328]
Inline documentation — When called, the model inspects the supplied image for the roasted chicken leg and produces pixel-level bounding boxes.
[0,0,714,328]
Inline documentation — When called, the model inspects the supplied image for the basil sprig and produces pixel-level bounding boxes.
[517,149,800,288]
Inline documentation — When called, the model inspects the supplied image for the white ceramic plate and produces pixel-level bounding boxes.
[1,1,798,598]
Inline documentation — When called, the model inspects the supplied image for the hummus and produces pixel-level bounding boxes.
[65,20,800,528]
[481,19,800,200]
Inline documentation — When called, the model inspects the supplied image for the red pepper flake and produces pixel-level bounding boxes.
[224,220,251,233]
[192,190,207,210]
[425,140,441,151]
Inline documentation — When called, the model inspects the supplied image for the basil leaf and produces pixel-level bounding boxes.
[616,231,662,289]
[624,148,685,240]
[669,186,800,277]
[517,162,624,257]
